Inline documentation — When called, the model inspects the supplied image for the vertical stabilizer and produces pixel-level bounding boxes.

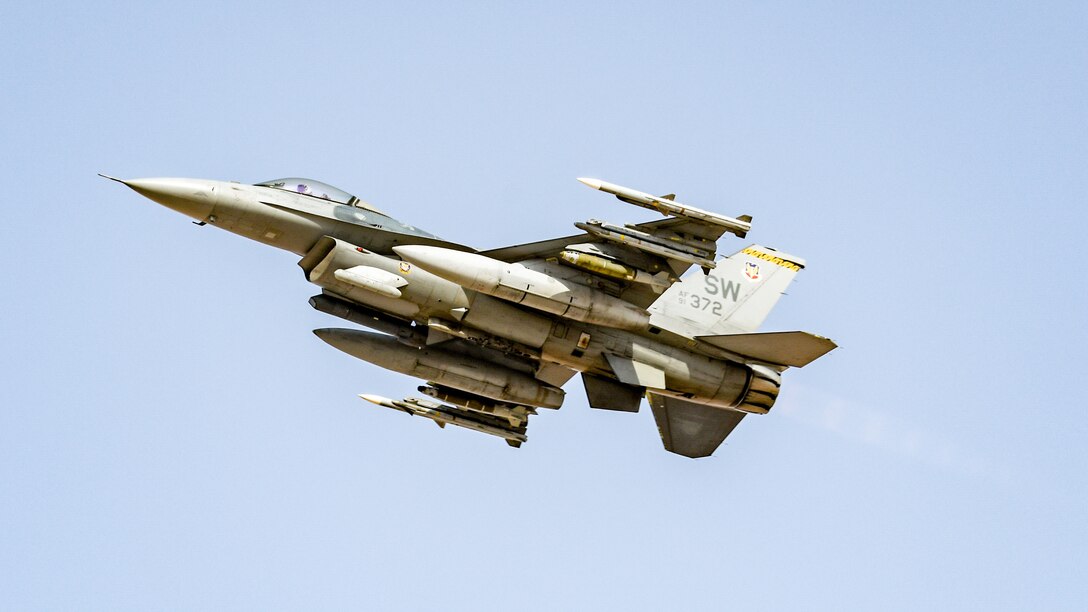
[648,245,804,337]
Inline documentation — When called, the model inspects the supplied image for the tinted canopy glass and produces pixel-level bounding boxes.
[254,177,440,239]
[255,178,357,205]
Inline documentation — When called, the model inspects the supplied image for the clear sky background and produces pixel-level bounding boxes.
[2,1,1086,610]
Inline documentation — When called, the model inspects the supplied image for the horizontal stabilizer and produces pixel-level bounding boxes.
[648,393,746,458]
[697,331,837,368]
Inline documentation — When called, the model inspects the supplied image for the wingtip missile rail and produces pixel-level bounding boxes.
[573,220,718,270]
[576,177,752,238]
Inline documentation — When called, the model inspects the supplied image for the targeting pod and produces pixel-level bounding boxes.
[558,250,671,290]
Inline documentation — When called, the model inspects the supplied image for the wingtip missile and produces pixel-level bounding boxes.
[359,393,433,417]
[357,393,529,445]
[359,393,396,407]
[577,177,603,190]
[576,176,752,237]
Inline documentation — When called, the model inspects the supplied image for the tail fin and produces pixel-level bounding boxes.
[648,245,804,337]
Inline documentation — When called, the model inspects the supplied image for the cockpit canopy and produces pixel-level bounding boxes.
[255,178,367,207]
[253,177,438,239]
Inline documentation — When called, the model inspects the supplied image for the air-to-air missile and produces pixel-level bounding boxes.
[359,394,528,446]
[391,245,651,331]
[313,328,564,409]
[417,384,534,428]
[577,177,752,238]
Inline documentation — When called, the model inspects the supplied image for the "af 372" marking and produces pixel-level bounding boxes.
[678,275,743,317]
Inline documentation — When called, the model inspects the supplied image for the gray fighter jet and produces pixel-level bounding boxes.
[104,174,835,457]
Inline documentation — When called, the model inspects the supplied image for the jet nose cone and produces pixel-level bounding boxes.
[114,177,217,222]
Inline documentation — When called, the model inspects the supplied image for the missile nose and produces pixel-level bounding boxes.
[577,177,603,190]
[108,176,217,222]
[313,328,341,343]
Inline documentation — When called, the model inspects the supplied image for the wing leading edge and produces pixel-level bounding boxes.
[481,179,751,309]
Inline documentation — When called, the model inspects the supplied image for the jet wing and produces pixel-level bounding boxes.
[647,392,746,458]
[481,217,734,309]
[483,218,721,265]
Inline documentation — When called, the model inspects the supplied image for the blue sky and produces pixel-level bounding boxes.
[1,1,1085,609]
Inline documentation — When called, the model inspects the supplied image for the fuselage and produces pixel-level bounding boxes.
[120,176,471,256]
[114,175,778,413]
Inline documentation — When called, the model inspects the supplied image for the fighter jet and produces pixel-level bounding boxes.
[104,173,835,457]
